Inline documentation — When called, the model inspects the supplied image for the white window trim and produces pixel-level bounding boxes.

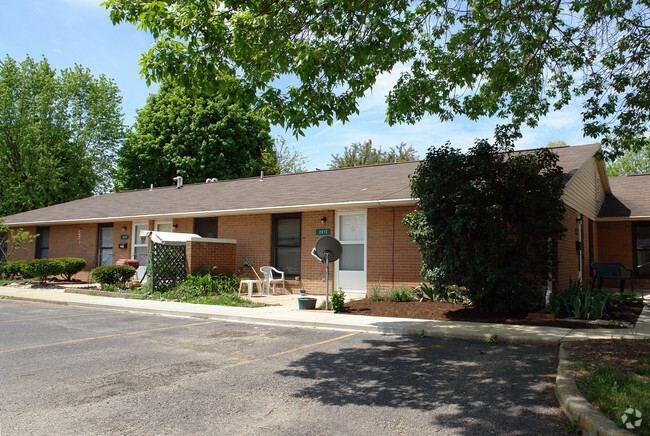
[131,221,149,260]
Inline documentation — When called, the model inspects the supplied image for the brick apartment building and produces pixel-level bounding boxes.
[3,143,650,295]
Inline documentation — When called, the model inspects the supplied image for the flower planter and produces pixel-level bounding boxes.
[298,297,317,310]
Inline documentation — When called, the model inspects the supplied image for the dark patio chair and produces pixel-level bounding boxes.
[590,261,634,294]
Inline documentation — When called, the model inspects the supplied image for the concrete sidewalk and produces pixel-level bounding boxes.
[1,285,648,346]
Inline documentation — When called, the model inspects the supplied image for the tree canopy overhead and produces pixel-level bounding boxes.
[103,0,649,157]
[114,83,277,191]
[0,55,126,216]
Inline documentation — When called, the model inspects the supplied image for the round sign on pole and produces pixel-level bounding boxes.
[315,236,342,262]
[313,236,343,311]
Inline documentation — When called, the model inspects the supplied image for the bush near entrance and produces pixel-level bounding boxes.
[20,259,66,284]
[91,265,136,285]
[405,140,566,313]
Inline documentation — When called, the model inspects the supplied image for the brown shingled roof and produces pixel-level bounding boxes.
[598,174,650,218]
[4,161,419,226]
[3,143,603,227]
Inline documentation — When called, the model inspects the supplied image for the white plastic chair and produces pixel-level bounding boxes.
[260,266,285,295]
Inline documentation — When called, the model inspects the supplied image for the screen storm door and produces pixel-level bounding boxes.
[132,222,149,279]
[35,227,50,259]
[335,210,366,293]
[98,224,114,266]
[273,214,301,277]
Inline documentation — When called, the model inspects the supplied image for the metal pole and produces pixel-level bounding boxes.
[325,251,330,311]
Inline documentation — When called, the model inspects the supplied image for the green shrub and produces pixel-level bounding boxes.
[405,141,566,313]
[58,257,87,281]
[369,282,385,301]
[331,288,345,313]
[91,265,136,285]
[388,286,414,302]
[20,259,66,284]
[436,285,471,305]
[552,279,612,320]
[414,282,435,302]
[178,273,241,296]
[1,260,25,279]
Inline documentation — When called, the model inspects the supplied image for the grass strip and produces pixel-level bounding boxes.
[575,358,649,435]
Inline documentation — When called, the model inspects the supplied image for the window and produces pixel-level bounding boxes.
[195,217,218,238]
[156,222,173,232]
[35,227,49,259]
[634,222,650,277]
[273,214,301,277]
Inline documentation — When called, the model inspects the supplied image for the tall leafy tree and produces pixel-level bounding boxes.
[606,141,650,176]
[103,0,650,157]
[330,140,417,168]
[0,55,125,216]
[404,140,566,313]
[272,137,309,174]
[114,83,276,190]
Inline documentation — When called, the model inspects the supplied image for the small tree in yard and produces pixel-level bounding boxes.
[404,140,566,313]
[0,217,36,264]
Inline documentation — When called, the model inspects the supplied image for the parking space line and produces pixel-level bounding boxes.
[223,331,361,369]
[0,311,128,324]
[0,320,220,354]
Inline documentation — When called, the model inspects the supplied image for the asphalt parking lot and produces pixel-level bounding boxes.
[0,299,570,435]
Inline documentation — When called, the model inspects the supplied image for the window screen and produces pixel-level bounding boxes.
[273,214,301,277]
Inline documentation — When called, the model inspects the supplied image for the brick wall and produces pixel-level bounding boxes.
[173,218,194,234]
[299,210,335,295]
[367,207,423,293]
[596,221,650,289]
[186,240,237,275]
[49,224,99,270]
[218,213,273,282]
[7,226,37,262]
[113,221,131,264]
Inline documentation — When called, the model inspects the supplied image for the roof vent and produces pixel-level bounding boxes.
[205,178,218,183]
[172,176,183,189]
[260,171,264,181]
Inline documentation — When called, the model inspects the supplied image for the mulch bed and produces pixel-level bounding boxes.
[564,339,650,371]
[344,299,645,329]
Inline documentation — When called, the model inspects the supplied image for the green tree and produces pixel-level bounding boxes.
[103,0,649,157]
[0,55,126,216]
[330,140,417,168]
[114,83,276,190]
[546,140,569,148]
[404,140,566,313]
[272,137,309,174]
[606,141,650,176]
[0,217,37,263]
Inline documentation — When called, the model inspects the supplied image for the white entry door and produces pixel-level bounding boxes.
[335,210,366,293]
[132,222,149,280]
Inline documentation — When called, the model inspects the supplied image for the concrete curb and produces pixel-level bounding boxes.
[555,344,634,436]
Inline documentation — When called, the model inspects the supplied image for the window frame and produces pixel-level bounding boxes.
[194,217,219,238]
[272,213,301,278]
[633,221,650,278]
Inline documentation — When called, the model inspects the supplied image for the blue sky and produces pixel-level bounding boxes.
[1,0,595,171]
